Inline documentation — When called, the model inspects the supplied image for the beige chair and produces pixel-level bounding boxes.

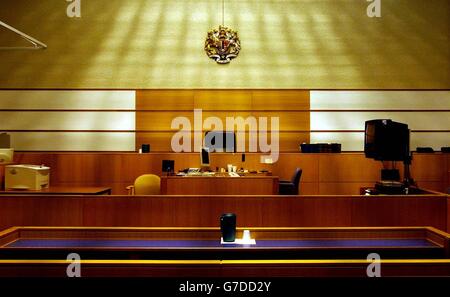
[126,174,161,195]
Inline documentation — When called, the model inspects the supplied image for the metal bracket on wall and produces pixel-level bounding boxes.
[0,20,47,50]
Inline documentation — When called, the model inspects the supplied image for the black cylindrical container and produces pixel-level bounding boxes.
[220,213,236,242]
[141,144,150,153]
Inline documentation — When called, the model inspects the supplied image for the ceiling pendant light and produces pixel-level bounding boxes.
[204,0,241,64]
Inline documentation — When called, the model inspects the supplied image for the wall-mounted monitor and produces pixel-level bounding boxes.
[204,131,236,152]
[364,119,410,161]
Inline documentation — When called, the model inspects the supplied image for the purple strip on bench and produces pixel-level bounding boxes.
[6,239,437,248]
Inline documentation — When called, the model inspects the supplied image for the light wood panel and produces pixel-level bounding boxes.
[0,90,135,109]
[136,132,309,153]
[136,90,310,152]
[310,90,450,151]
[310,91,450,110]
[0,90,136,151]
[136,112,193,131]
[8,132,135,151]
[251,90,310,110]
[194,90,252,110]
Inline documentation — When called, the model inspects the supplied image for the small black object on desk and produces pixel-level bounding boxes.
[141,144,150,153]
[220,213,236,242]
[162,160,175,176]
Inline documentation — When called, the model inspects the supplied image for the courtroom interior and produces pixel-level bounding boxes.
[0,0,449,286]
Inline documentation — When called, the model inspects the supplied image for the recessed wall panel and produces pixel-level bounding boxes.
[0,91,136,151]
[311,91,450,110]
[9,132,135,151]
[0,91,135,109]
[310,112,450,130]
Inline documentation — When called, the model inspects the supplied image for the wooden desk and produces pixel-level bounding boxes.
[160,175,279,195]
[0,186,111,195]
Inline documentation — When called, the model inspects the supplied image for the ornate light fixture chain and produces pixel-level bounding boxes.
[204,0,241,64]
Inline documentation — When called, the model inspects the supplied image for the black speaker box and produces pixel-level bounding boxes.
[441,147,450,153]
[416,147,434,153]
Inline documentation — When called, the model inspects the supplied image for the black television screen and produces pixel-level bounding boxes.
[162,160,175,173]
[204,131,236,152]
[364,119,410,161]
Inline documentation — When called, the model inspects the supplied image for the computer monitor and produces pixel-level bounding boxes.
[364,119,410,161]
[0,148,13,164]
[162,160,175,174]
[204,131,236,152]
[200,147,210,167]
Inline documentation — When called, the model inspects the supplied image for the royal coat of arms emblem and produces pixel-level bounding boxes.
[204,25,241,64]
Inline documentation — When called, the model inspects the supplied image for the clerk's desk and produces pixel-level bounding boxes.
[160,172,279,195]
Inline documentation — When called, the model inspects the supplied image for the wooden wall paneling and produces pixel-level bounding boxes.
[0,195,447,230]
[261,197,353,227]
[251,90,310,110]
[172,197,225,226]
[448,196,450,233]
[447,154,450,191]
[136,112,193,131]
[135,90,312,152]
[276,132,310,151]
[411,154,448,182]
[251,111,309,131]
[298,182,319,195]
[318,154,382,183]
[136,132,195,152]
[0,197,83,229]
[136,132,310,153]
[318,182,376,195]
[136,90,194,110]
[271,153,319,181]
[415,182,447,193]
[351,196,447,231]
[10,152,449,195]
[81,196,175,226]
[194,90,252,110]
[161,176,278,195]
[221,196,264,227]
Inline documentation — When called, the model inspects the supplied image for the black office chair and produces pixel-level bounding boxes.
[279,168,302,195]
